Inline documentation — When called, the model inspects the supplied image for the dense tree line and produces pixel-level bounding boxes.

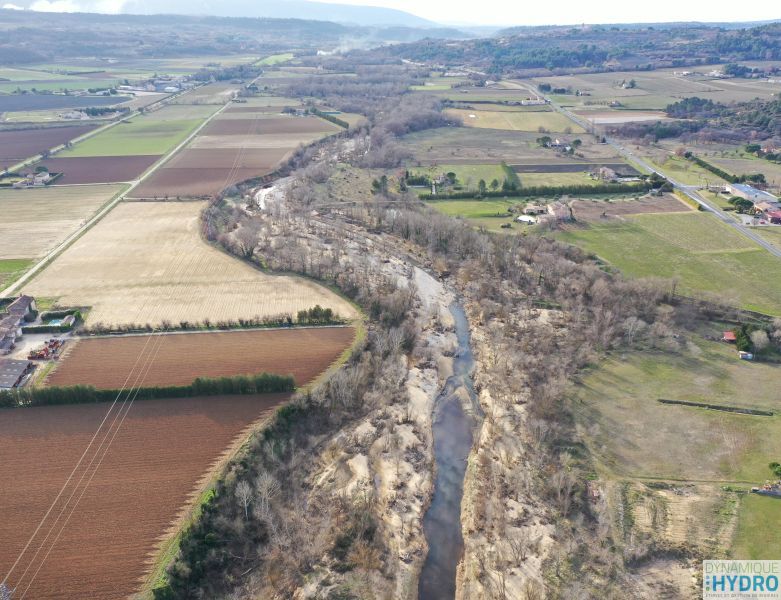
[0,374,294,408]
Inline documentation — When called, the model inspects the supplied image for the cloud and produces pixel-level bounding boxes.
[30,0,80,11]
[2,3,25,9]
[95,0,127,13]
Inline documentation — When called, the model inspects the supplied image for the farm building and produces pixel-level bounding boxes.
[727,184,779,203]
[0,296,37,355]
[0,358,34,389]
[524,203,547,215]
[722,331,737,343]
[547,201,572,221]
[754,200,781,213]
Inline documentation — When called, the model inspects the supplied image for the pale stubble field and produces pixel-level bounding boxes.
[22,200,358,327]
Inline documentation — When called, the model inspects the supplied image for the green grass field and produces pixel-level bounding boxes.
[556,212,781,315]
[410,163,508,187]
[0,258,34,289]
[446,107,584,133]
[61,116,203,157]
[426,198,527,231]
[731,494,781,560]
[574,337,781,482]
[256,53,294,66]
[520,172,602,187]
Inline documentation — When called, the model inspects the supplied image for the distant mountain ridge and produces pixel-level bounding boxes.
[8,0,436,27]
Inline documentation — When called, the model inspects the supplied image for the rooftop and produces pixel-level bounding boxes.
[0,358,32,389]
[730,183,778,202]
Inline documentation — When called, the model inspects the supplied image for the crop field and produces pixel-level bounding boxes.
[171,83,238,105]
[569,194,690,222]
[0,185,124,259]
[203,116,339,136]
[48,327,355,389]
[0,94,129,113]
[400,127,621,165]
[636,147,730,186]
[519,172,603,187]
[0,125,97,163]
[0,393,289,600]
[528,67,781,110]
[556,212,781,314]
[38,155,160,184]
[572,109,668,124]
[445,107,585,133]
[131,148,289,197]
[708,156,781,187]
[59,114,206,157]
[22,201,358,327]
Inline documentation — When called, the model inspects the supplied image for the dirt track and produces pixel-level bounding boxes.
[47,327,356,388]
[0,393,289,599]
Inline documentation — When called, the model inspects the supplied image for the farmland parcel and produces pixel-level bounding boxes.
[0,394,287,600]
[47,328,356,389]
[0,185,124,259]
[22,201,358,326]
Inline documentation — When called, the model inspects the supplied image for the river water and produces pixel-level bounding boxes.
[418,303,482,599]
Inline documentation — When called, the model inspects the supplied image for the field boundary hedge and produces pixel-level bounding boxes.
[0,373,295,408]
[421,181,650,200]
[658,398,773,416]
[308,107,349,129]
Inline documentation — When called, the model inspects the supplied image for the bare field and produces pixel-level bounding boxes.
[22,201,358,326]
[0,393,289,599]
[48,327,355,389]
[189,133,319,149]
[445,107,584,133]
[0,185,124,259]
[38,155,160,184]
[570,194,691,222]
[171,82,238,104]
[203,116,339,136]
[130,147,290,197]
[0,125,96,162]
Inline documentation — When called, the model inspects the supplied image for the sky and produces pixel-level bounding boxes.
[3,0,780,26]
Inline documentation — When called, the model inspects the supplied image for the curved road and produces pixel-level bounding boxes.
[513,80,781,259]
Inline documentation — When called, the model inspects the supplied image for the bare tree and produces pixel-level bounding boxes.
[751,330,770,352]
[235,480,253,520]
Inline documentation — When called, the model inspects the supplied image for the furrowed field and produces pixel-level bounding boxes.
[47,328,356,389]
[22,201,358,326]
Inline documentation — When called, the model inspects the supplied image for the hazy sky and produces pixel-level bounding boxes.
[312,0,780,26]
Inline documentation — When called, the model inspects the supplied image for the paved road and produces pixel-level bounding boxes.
[513,80,781,259]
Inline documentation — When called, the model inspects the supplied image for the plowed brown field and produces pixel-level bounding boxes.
[0,393,289,599]
[38,155,161,184]
[47,327,355,389]
[0,125,96,162]
[203,115,338,136]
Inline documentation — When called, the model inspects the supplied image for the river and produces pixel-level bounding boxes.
[418,302,482,599]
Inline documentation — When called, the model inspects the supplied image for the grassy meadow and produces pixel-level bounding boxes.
[556,212,781,315]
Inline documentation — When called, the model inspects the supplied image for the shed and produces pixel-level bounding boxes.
[722,331,737,343]
[0,359,33,389]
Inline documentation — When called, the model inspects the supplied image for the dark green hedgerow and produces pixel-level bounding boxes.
[0,373,294,408]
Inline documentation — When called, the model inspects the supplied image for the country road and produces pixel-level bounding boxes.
[512,80,781,259]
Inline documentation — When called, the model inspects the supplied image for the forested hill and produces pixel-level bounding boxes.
[359,22,781,77]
